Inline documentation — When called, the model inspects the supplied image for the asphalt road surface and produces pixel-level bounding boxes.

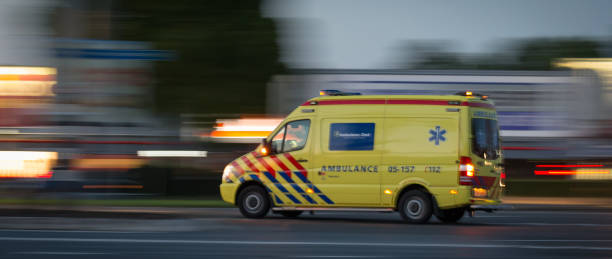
[0,208,611,258]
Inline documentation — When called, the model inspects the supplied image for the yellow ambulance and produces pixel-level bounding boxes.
[220,90,504,223]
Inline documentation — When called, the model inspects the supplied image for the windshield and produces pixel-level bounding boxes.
[471,118,500,160]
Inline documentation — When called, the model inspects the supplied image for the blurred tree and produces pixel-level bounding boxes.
[115,0,285,115]
[404,42,471,70]
[515,38,602,70]
[404,38,602,71]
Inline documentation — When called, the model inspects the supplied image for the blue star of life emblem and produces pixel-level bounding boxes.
[429,126,446,145]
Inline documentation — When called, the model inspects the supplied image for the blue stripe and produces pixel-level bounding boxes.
[279,172,316,204]
[274,194,284,204]
[56,48,172,60]
[262,172,301,204]
[500,126,562,131]
[239,178,245,183]
[294,171,322,193]
[318,195,335,205]
[293,171,333,204]
[263,172,290,193]
[250,174,261,182]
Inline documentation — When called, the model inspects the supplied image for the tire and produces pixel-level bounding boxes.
[279,210,303,218]
[398,190,433,224]
[435,207,466,223]
[237,185,270,218]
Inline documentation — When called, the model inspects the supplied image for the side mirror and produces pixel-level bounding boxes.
[258,138,271,156]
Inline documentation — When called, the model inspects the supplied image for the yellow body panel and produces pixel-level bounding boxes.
[219,95,503,210]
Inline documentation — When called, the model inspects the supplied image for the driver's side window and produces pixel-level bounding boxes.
[269,119,311,154]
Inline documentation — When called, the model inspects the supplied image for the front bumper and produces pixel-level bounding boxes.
[219,183,237,205]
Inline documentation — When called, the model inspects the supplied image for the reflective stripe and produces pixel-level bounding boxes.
[292,169,334,205]
[241,156,260,173]
[278,172,316,204]
[301,99,495,110]
[263,171,301,204]
[283,153,308,178]
[252,152,276,178]
[231,161,245,178]
[274,194,284,204]
[269,155,292,178]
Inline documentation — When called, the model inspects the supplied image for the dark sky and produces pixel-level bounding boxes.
[264,0,612,69]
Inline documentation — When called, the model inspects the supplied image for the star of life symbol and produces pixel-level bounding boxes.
[429,126,446,145]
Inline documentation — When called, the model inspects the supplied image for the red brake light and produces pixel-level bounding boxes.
[459,156,474,185]
[501,172,506,179]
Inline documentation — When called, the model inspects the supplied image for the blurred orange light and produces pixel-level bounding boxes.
[384,189,392,195]
[449,189,458,195]
[260,147,268,156]
[306,188,314,194]
[210,118,283,143]
[0,151,57,178]
[466,91,473,96]
[472,187,487,197]
[210,131,272,138]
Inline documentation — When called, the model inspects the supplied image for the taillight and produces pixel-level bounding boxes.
[459,156,474,185]
[500,171,506,187]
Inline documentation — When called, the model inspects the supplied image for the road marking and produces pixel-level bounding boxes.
[494,240,612,242]
[0,237,610,251]
[0,229,151,234]
[290,256,388,258]
[499,222,612,227]
[12,251,110,255]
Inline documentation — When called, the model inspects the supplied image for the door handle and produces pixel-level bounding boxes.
[296,159,308,163]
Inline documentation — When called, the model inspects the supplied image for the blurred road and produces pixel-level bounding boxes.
[1,208,612,258]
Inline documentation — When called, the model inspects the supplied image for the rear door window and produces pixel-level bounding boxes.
[471,118,500,160]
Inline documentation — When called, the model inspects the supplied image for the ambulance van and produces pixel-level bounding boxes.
[220,90,504,223]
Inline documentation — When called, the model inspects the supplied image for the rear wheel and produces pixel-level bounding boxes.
[237,185,270,218]
[398,190,433,224]
[279,211,303,218]
[435,207,466,223]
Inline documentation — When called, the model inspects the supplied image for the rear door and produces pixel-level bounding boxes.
[470,109,503,200]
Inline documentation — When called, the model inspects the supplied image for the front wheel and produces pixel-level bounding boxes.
[237,185,270,218]
[398,190,433,224]
[435,207,466,223]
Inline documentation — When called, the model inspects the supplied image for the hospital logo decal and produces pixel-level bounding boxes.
[428,126,446,145]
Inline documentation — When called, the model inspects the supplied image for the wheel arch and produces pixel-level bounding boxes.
[234,180,270,205]
[394,183,438,210]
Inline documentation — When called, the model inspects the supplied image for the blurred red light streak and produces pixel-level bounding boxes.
[536,164,603,168]
[534,170,609,175]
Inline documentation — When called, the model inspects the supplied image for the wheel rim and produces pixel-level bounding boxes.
[406,198,423,218]
[244,193,263,212]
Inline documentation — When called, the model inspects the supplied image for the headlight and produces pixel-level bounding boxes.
[222,164,234,181]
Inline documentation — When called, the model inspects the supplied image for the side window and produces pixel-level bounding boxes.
[270,127,286,154]
[270,120,311,154]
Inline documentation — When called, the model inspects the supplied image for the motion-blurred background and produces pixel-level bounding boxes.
[2,0,612,201]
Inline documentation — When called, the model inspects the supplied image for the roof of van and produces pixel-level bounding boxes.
[302,94,495,109]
